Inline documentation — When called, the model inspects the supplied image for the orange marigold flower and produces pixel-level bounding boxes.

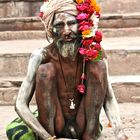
[82,29,91,35]
[76,0,84,4]
[90,0,97,7]
[95,4,100,13]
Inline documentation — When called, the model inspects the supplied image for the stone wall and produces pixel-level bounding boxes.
[0,0,43,18]
[99,0,140,14]
[0,0,140,18]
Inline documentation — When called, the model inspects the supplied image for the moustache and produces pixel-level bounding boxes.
[56,37,82,48]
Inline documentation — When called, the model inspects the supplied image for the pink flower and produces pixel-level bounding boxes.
[79,48,87,55]
[77,84,85,94]
[95,13,101,18]
[77,3,89,11]
[78,20,93,31]
[76,13,90,20]
[94,43,101,50]
[77,3,94,14]
[95,31,102,43]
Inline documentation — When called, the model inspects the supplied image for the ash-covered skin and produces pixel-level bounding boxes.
[53,13,81,60]
[15,12,129,140]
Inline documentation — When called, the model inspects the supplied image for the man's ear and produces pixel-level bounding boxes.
[52,27,57,33]
[51,27,59,38]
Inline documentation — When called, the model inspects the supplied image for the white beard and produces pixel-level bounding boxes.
[56,40,78,60]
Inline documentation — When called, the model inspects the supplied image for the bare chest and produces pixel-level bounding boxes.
[54,58,83,118]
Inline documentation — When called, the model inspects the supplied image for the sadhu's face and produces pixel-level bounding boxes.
[53,13,79,42]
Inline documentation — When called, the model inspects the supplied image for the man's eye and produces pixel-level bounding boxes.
[54,24,63,28]
[68,21,77,25]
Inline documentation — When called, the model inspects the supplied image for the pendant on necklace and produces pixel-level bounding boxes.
[69,98,75,110]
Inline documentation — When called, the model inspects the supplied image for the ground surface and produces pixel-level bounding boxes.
[0,103,140,140]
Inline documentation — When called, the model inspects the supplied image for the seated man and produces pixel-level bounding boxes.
[11,0,129,140]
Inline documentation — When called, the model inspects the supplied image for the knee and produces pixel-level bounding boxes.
[36,63,56,81]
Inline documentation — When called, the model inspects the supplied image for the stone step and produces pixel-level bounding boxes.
[99,0,140,14]
[1,27,140,40]
[0,37,139,77]
[0,0,139,18]
[110,75,140,103]
[0,13,140,31]
[0,77,35,105]
[0,75,139,105]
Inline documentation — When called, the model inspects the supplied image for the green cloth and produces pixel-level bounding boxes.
[6,111,38,140]
[6,110,103,140]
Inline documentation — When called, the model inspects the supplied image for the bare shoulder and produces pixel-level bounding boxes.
[29,45,51,64]
[30,47,44,59]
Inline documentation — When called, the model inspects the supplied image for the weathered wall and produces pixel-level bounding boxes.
[99,0,140,14]
[0,0,140,18]
[0,1,42,17]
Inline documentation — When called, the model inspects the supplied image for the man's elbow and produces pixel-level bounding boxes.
[15,99,27,116]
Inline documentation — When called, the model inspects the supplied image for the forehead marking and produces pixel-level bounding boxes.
[53,13,76,25]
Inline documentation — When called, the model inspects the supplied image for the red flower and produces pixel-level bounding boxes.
[94,43,101,50]
[77,84,85,94]
[79,20,93,26]
[85,0,91,3]
[39,12,44,18]
[90,49,98,59]
[84,57,89,61]
[76,13,90,20]
[95,31,102,43]
[86,49,94,57]
[82,37,94,46]
[79,47,99,60]
[86,49,98,58]
[79,24,90,31]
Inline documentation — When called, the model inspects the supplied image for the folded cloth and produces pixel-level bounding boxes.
[6,110,38,140]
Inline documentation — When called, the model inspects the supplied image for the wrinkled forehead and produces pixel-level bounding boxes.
[53,12,76,25]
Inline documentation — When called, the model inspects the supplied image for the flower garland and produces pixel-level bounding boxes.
[76,0,103,94]
[39,0,103,95]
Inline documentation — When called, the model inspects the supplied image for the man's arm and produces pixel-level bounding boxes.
[103,58,128,140]
[15,48,52,140]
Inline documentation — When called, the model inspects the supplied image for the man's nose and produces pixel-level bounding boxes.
[63,24,71,35]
